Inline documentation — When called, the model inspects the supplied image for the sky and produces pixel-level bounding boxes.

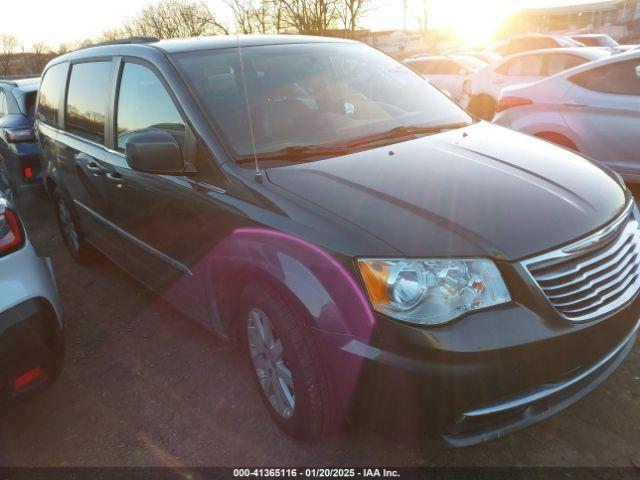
[0,0,614,49]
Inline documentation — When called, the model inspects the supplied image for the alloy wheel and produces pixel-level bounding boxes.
[58,199,80,253]
[247,307,296,419]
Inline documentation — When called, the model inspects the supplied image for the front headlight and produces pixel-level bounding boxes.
[357,258,511,325]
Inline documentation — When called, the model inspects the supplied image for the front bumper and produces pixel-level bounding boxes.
[314,295,640,446]
[444,317,638,446]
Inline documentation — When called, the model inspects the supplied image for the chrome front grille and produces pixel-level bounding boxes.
[523,204,640,322]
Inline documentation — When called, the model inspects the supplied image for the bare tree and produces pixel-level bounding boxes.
[56,43,71,56]
[123,0,229,38]
[278,0,341,35]
[96,29,128,42]
[0,35,18,77]
[337,0,371,37]
[21,42,52,74]
[225,0,284,34]
[225,0,258,34]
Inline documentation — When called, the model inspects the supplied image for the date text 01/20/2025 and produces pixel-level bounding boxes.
[233,469,401,477]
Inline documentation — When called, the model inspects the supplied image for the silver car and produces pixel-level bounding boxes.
[493,50,640,188]
[0,187,63,404]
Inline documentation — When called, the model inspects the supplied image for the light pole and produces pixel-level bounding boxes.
[423,0,428,32]
[403,0,408,31]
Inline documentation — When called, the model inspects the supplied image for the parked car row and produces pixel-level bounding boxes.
[461,47,611,119]
[493,49,640,193]
[404,54,488,100]
[409,32,638,121]
[1,33,639,449]
[0,186,64,406]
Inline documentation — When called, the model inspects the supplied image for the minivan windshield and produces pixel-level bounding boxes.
[173,42,472,165]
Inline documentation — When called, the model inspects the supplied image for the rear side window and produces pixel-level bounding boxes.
[24,91,37,118]
[66,61,112,144]
[497,55,545,76]
[508,37,558,54]
[116,62,185,152]
[546,54,587,76]
[409,60,439,75]
[37,63,67,127]
[570,60,640,95]
[435,60,462,75]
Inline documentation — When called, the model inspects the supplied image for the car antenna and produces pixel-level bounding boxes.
[236,33,262,183]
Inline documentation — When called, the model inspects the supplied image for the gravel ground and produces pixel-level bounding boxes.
[1,187,639,467]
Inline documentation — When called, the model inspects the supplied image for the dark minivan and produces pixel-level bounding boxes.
[36,35,639,446]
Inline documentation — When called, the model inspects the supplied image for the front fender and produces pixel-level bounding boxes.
[206,227,376,342]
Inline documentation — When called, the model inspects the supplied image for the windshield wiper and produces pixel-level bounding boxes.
[235,122,471,164]
[236,144,352,164]
[346,122,471,148]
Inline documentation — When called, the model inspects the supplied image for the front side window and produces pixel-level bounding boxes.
[173,43,471,165]
[65,61,112,144]
[450,56,487,72]
[408,60,439,75]
[435,60,462,75]
[570,60,640,95]
[116,62,185,152]
[546,54,587,76]
[37,63,67,127]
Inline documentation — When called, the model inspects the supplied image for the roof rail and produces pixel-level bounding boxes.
[81,36,160,50]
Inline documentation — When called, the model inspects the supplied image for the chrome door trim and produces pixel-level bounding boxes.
[73,199,193,276]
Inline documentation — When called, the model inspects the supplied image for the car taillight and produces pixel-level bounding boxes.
[5,127,35,143]
[13,366,45,391]
[0,207,23,256]
[24,167,33,179]
[495,96,533,113]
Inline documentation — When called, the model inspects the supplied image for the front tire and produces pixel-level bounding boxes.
[241,281,340,441]
[469,94,496,121]
[53,189,96,263]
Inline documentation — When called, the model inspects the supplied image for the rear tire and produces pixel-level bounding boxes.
[53,189,96,263]
[240,281,341,441]
[469,95,496,121]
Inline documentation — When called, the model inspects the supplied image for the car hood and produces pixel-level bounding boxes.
[266,122,627,260]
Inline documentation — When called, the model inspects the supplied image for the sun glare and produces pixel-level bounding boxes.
[432,0,514,46]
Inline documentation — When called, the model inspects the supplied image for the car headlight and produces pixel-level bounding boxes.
[357,258,510,325]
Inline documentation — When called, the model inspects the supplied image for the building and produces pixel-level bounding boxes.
[362,30,428,57]
[503,0,640,40]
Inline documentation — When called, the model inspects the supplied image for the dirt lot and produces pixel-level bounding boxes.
[1,187,639,467]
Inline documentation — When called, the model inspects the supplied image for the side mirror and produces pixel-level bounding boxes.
[458,68,469,76]
[124,130,195,176]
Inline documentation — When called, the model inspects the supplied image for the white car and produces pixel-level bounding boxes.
[570,34,638,54]
[493,50,640,188]
[461,47,611,119]
[0,187,64,405]
[442,49,503,64]
[404,54,487,101]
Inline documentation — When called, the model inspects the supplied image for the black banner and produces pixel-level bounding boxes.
[0,468,639,480]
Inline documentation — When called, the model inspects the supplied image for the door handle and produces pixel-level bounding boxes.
[563,102,587,108]
[84,162,105,175]
[105,172,124,185]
